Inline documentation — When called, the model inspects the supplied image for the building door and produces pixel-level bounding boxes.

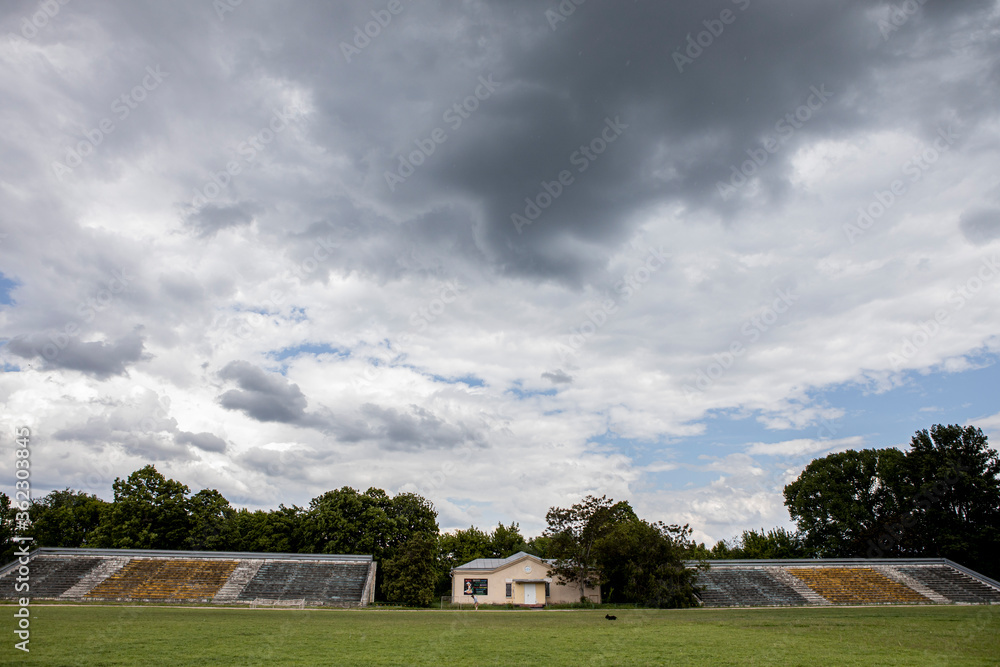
[524,584,536,604]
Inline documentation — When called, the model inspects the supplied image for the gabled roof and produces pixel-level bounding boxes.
[452,550,552,572]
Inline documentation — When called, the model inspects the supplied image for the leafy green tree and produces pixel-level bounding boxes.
[899,425,1000,578]
[543,495,637,601]
[594,520,703,608]
[185,489,236,551]
[382,533,439,607]
[711,527,809,560]
[522,535,553,559]
[783,448,906,557]
[301,486,437,600]
[435,525,492,598]
[27,489,107,548]
[228,506,305,553]
[94,465,192,550]
[0,493,15,564]
[488,521,527,558]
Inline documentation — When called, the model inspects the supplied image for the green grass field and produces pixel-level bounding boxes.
[3,604,998,666]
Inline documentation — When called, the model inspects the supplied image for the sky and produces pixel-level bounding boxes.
[1,0,999,546]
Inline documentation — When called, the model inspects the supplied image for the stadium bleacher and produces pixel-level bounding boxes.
[0,548,376,607]
[695,567,810,607]
[897,565,1000,604]
[0,556,104,599]
[692,558,999,608]
[235,561,371,605]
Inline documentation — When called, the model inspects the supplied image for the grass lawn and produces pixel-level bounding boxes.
[2,604,997,666]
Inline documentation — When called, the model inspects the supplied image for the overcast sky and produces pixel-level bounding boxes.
[2,0,999,545]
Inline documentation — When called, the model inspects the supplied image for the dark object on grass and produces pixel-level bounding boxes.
[605,614,617,620]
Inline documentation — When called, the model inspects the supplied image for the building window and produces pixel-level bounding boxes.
[545,583,550,597]
[505,583,512,598]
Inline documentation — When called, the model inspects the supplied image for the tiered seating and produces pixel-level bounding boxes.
[236,561,370,605]
[85,559,238,601]
[898,566,1000,604]
[696,569,809,607]
[790,567,928,605]
[0,557,103,599]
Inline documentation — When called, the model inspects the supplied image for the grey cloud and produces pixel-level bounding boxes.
[960,208,1000,245]
[174,431,229,453]
[217,360,325,426]
[240,445,334,480]
[7,329,149,379]
[542,369,573,384]
[185,202,261,238]
[53,418,114,444]
[330,403,483,451]
[120,434,195,462]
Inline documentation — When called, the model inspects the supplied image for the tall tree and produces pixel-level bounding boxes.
[382,533,439,607]
[900,425,1000,578]
[185,489,236,551]
[783,448,906,557]
[0,493,15,564]
[229,506,305,553]
[95,465,192,550]
[488,521,527,558]
[543,495,637,601]
[27,489,107,548]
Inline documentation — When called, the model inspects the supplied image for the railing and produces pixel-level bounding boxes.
[250,598,306,609]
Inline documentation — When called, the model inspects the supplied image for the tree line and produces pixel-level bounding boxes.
[3,423,997,604]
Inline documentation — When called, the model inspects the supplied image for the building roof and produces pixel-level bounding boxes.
[452,551,552,572]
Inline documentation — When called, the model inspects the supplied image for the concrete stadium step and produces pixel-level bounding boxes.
[60,557,130,599]
[213,559,264,602]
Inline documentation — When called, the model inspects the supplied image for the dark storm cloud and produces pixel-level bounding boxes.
[6,329,149,379]
[217,360,326,426]
[206,0,994,285]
